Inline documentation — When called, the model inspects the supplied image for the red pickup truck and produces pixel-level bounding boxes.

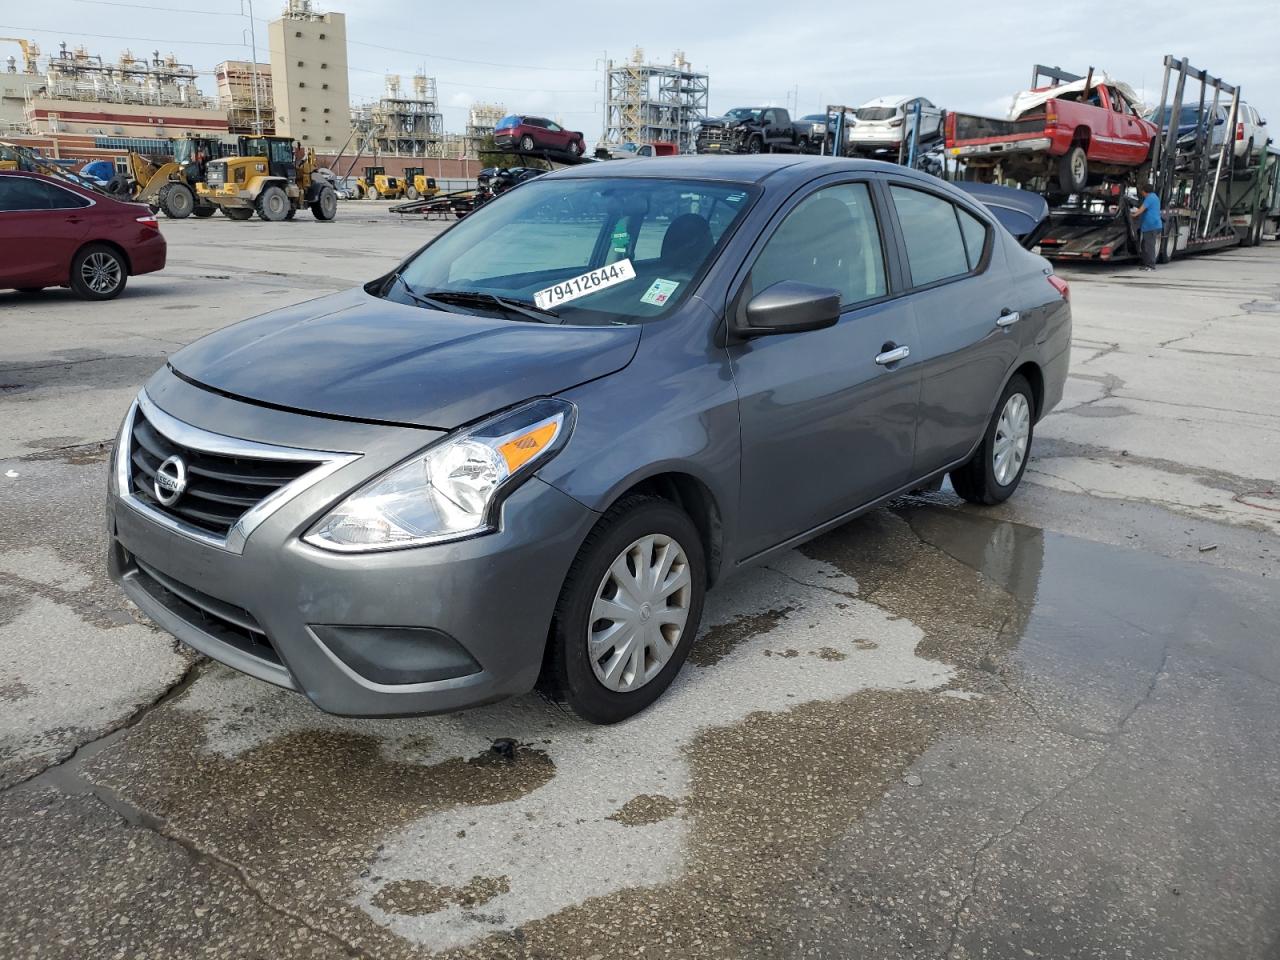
[946,76,1159,195]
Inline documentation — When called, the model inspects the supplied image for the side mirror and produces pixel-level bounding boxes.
[736,281,841,338]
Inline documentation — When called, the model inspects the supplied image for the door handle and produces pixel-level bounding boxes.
[996,310,1020,328]
[875,344,910,366]
[65,216,83,224]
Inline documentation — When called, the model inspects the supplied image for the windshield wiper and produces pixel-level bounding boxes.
[423,289,560,323]
[389,273,463,313]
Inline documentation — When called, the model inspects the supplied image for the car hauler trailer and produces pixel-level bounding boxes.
[1037,56,1244,264]
[1226,145,1280,245]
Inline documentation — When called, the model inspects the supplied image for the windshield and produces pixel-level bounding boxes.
[724,108,763,121]
[1148,105,1225,127]
[856,106,899,121]
[389,177,755,326]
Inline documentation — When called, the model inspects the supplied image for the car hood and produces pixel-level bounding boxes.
[167,287,642,429]
[700,116,745,128]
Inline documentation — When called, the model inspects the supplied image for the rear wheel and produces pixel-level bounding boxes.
[69,244,127,301]
[224,207,254,221]
[950,375,1034,505]
[310,186,337,221]
[255,185,289,221]
[542,496,706,724]
[406,185,420,201]
[159,182,194,219]
[1057,145,1088,193]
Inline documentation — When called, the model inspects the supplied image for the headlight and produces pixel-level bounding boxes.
[304,397,575,553]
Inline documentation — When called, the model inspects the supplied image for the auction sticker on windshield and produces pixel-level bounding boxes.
[534,259,635,311]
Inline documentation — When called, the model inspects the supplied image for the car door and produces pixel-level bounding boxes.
[1106,86,1149,165]
[728,177,921,559]
[882,180,1020,475]
[0,176,90,287]
[543,119,567,150]
[920,99,942,139]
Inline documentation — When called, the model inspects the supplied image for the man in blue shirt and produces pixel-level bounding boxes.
[1130,182,1163,271]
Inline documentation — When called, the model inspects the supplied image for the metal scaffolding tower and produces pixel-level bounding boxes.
[605,49,708,154]
[354,73,443,157]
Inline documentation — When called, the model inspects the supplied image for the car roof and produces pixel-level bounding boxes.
[541,154,943,186]
[859,95,911,108]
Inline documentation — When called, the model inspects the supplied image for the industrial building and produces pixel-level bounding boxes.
[605,49,709,154]
[351,73,443,158]
[267,0,352,149]
[214,60,273,135]
[465,102,506,155]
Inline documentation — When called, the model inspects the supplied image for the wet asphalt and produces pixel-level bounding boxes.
[1,214,1278,959]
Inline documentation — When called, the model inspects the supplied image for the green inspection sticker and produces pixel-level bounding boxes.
[611,229,630,252]
[640,278,679,306]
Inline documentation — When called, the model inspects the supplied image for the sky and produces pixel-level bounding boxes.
[4,0,1278,139]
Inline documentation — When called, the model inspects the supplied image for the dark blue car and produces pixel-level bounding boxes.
[107,156,1071,723]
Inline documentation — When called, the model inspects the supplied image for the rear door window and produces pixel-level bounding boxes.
[0,177,88,211]
[956,207,989,270]
[890,185,971,286]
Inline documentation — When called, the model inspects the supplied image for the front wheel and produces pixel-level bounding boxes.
[542,496,706,724]
[255,185,290,221]
[406,185,420,201]
[519,134,536,152]
[950,375,1035,505]
[746,136,763,154]
[567,140,582,156]
[310,186,338,221]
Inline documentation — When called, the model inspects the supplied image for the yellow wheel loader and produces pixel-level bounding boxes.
[355,165,403,200]
[402,167,440,201]
[197,136,338,222]
[105,138,224,219]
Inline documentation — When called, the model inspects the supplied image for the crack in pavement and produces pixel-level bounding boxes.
[942,645,1173,959]
[9,661,366,956]
[0,355,152,374]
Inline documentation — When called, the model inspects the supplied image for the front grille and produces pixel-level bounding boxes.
[698,127,738,145]
[128,406,321,538]
[206,165,226,187]
[130,555,280,665]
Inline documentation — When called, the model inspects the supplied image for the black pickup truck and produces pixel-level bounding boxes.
[696,107,827,155]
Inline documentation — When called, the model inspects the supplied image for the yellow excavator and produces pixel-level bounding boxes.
[196,136,338,222]
[403,166,440,201]
[105,138,224,218]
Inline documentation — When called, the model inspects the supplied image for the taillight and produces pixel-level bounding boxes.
[136,214,159,230]
[1046,111,1058,126]
[1236,122,1245,141]
[1047,274,1070,301]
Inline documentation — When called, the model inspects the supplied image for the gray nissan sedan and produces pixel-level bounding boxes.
[107,156,1070,723]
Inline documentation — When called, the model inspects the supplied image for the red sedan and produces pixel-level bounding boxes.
[0,170,166,300]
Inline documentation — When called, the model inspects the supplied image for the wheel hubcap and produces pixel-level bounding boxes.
[1072,153,1086,180]
[82,252,121,293]
[992,392,1031,486]
[589,533,691,693]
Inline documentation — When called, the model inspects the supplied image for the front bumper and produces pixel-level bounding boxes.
[106,378,598,716]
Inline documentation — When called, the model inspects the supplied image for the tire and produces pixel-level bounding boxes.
[950,374,1035,506]
[159,182,194,219]
[224,207,254,221]
[406,185,420,201]
[255,185,289,221]
[746,135,763,154]
[567,139,582,156]
[519,134,535,152]
[1057,145,1088,194]
[105,175,133,198]
[310,186,337,221]
[69,243,128,301]
[284,207,296,220]
[192,204,216,218]
[542,495,706,724]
